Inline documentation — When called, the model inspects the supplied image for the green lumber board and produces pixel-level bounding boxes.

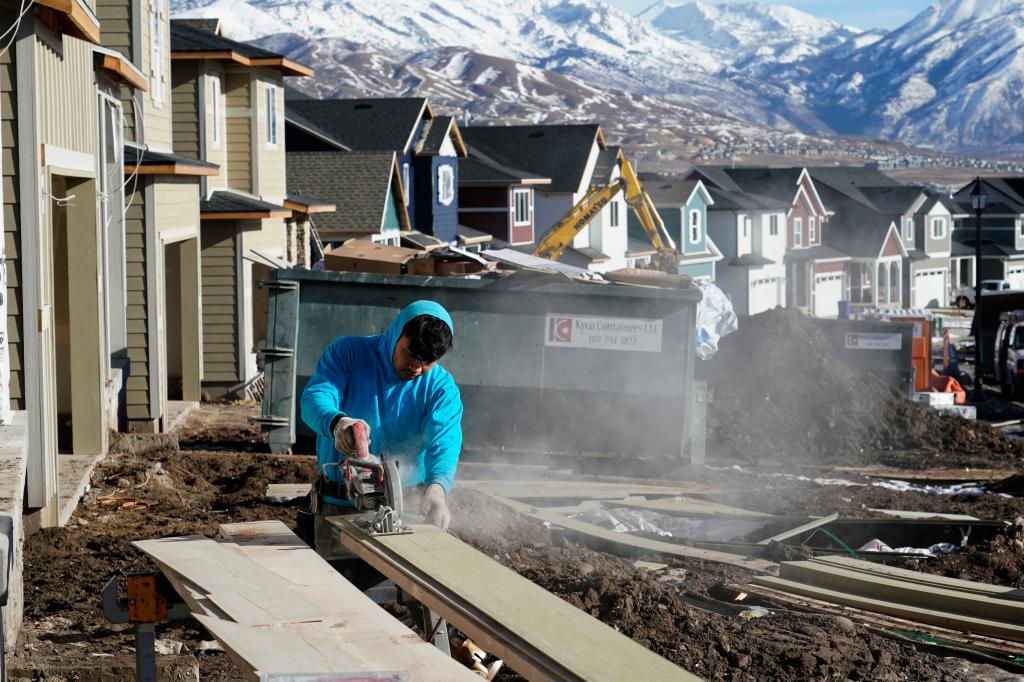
[808,556,1018,598]
[333,517,702,682]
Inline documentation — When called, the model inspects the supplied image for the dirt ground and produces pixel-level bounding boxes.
[702,308,1024,469]
[8,404,1022,681]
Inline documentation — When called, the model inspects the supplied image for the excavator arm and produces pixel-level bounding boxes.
[534,158,679,272]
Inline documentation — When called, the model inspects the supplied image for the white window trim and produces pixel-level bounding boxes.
[210,76,221,147]
[688,208,702,245]
[808,216,817,243]
[769,214,779,237]
[437,165,454,206]
[793,217,803,246]
[903,217,913,240]
[402,162,410,204]
[150,0,164,107]
[512,188,530,226]
[1017,216,1023,239]
[931,217,945,239]
[609,200,620,228]
[265,84,278,146]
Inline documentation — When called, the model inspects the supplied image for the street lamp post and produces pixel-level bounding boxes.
[971,178,987,403]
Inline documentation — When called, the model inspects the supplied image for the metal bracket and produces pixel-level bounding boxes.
[249,415,291,426]
[258,347,294,359]
[101,575,191,682]
[258,280,299,291]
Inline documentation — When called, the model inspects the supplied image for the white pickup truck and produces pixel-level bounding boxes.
[953,279,1011,308]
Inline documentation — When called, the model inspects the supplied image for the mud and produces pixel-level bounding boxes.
[703,308,1024,469]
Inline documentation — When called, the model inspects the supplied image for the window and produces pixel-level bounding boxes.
[769,215,779,236]
[609,201,620,228]
[809,216,817,242]
[402,163,410,204]
[743,216,751,238]
[688,209,701,244]
[437,165,454,206]
[1017,217,1023,239]
[903,217,914,240]
[513,189,530,225]
[210,76,220,145]
[793,217,803,246]
[931,217,945,239]
[150,0,164,105]
[265,84,277,145]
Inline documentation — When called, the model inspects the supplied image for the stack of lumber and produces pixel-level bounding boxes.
[134,521,479,680]
[755,556,1024,643]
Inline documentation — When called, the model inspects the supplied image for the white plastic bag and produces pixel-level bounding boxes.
[694,280,738,360]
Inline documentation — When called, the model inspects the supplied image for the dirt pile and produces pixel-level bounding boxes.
[703,308,1024,468]
[905,517,1024,587]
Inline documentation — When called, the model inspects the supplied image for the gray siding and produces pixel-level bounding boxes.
[171,61,199,160]
[200,223,239,382]
[0,8,21,409]
[124,179,151,419]
[225,70,252,194]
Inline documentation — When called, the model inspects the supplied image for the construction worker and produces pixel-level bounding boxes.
[300,300,463,559]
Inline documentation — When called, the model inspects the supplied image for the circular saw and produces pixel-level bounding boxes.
[341,421,413,536]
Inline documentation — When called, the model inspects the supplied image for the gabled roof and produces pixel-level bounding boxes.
[416,116,467,157]
[169,21,313,77]
[285,97,432,154]
[458,156,550,186]
[460,124,604,194]
[705,186,789,211]
[201,191,290,219]
[94,46,148,91]
[917,193,967,217]
[174,18,222,35]
[37,0,101,44]
[639,175,713,207]
[953,178,1024,215]
[286,151,410,235]
[814,182,899,258]
[803,166,901,211]
[856,186,926,215]
[592,146,622,184]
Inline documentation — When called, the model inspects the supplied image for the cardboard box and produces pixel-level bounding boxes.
[323,241,423,275]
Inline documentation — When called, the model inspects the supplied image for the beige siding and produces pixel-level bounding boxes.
[200,223,238,382]
[1,10,22,409]
[171,62,199,160]
[254,72,285,202]
[203,63,227,187]
[141,0,172,151]
[225,68,251,193]
[35,33,97,155]
[242,218,287,261]
[124,181,151,419]
[154,178,200,237]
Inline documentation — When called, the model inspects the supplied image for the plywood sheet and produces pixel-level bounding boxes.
[134,524,478,681]
[335,518,699,682]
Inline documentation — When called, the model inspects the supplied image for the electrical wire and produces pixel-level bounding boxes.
[0,0,33,58]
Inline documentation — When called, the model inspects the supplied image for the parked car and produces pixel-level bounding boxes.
[993,310,1024,399]
[954,279,1012,308]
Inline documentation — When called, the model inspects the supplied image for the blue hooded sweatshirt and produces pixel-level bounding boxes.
[300,301,463,506]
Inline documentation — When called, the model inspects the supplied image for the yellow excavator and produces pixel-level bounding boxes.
[534,157,679,273]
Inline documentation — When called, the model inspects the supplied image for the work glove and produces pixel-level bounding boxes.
[420,483,450,531]
[332,416,371,457]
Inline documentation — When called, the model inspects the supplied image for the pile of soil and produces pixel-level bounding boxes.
[905,517,1024,588]
[448,490,967,681]
[703,308,1024,468]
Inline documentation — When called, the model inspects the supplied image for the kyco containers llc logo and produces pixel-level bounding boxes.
[549,316,573,343]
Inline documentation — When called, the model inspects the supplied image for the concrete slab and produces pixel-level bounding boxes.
[166,400,199,433]
[57,454,103,527]
[0,412,28,652]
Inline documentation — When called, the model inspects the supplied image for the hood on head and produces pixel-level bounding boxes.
[381,300,454,376]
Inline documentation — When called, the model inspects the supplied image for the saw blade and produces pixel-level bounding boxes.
[384,458,403,521]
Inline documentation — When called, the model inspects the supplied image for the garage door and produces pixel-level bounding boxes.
[813,273,843,318]
[1007,267,1024,290]
[749,277,780,315]
[913,269,946,309]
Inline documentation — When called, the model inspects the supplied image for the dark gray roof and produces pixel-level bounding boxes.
[123,145,218,171]
[916,192,967,216]
[953,178,1024,215]
[640,175,702,206]
[201,191,286,215]
[417,116,456,156]
[811,182,893,257]
[713,167,805,203]
[805,166,902,207]
[706,186,789,211]
[458,225,492,244]
[783,245,850,262]
[170,20,283,60]
[571,246,610,262]
[728,253,774,267]
[592,146,621,184]
[952,233,1021,259]
[951,240,977,257]
[287,151,401,234]
[459,156,548,185]
[173,18,221,34]
[461,124,602,193]
[285,97,428,153]
[857,186,925,215]
[687,166,743,193]
[284,193,335,209]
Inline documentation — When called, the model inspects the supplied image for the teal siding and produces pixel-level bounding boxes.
[383,186,402,232]
[679,261,715,280]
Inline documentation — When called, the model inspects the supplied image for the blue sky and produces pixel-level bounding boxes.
[609,0,935,30]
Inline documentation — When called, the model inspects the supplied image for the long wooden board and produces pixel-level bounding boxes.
[489,494,777,573]
[613,496,772,518]
[807,556,1017,598]
[332,517,701,682]
[754,575,1024,643]
[756,513,839,545]
[779,561,1024,623]
[457,479,714,500]
[134,523,478,681]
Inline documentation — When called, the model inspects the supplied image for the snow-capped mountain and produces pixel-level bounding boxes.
[637,1,863,71]
[171,0,1024,157]
[790,0,1024,151]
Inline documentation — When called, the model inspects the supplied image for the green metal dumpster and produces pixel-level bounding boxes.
[258,269,704,470]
